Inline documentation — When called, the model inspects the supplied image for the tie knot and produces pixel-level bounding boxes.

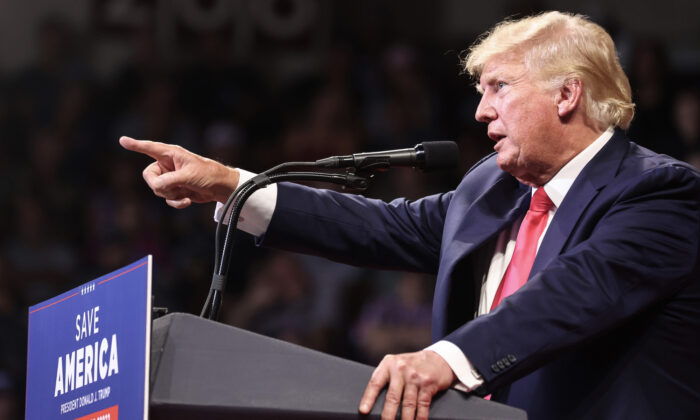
[530,188,554,213]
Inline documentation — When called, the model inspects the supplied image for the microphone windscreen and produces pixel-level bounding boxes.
[422,141,459,171]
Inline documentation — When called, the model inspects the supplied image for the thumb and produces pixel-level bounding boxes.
[156,168,193,190]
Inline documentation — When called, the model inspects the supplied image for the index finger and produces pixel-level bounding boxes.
[119,136,174,161]
[359,364,390,414]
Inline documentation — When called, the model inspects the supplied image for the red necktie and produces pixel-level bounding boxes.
[490,188,554,311]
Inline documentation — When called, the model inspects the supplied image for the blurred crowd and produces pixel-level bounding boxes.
[1,9,699,419]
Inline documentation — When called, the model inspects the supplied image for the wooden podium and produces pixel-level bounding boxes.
[149,313,526,419]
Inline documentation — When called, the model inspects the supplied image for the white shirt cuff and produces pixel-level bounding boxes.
[426,340,484,392]
[213,169,277,237]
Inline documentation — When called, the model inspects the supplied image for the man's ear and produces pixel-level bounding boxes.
[556,78,583,117]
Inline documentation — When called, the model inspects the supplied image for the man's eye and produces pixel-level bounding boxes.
[497,81,506,89]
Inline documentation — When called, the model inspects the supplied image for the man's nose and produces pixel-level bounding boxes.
[475,96,496,123]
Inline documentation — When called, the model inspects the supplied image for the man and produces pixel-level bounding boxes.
[121,12,700,420]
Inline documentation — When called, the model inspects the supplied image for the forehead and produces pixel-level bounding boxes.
[479,56,527,85]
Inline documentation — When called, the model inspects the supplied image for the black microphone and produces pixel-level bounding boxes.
[315,141,459,172]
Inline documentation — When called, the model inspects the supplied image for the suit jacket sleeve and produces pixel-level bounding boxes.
[258,183,453,273]
[447,163,700,392]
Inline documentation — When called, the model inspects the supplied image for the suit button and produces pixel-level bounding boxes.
[503,358,511,367]
[496,360,505,370]
[491,363,500,373]
[507,354,517,363]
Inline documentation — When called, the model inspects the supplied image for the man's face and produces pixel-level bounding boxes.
[475,56,564,186]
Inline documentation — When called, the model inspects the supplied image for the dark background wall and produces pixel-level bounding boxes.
[1,1,699,418]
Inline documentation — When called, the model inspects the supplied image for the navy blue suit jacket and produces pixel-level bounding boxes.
[260,131,700,419]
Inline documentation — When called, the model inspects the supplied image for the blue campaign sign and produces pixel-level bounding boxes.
[26,256,152,420]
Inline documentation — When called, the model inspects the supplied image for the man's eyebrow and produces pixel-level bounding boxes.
[475,74,495,94]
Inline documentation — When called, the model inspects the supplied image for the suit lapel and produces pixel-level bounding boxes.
[433,172,530,339]
[445,174,530,266]
[530,180,597,276]
[530,131,629,276]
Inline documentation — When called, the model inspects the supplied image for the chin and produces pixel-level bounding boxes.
[496,155,517,173]
[497,160,535,185]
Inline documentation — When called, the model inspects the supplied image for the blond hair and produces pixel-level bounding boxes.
[464,11,635,130]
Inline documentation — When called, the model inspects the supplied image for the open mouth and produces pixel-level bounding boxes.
[488,132,506,142]
[490,134,507,151]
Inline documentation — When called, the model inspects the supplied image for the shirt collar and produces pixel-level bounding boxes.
[535,127,614,209]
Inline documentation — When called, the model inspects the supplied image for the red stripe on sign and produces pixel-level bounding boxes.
[74,404,118,420]
[98,261,148,285]
[28,292,79,314]
[29,260,148,314]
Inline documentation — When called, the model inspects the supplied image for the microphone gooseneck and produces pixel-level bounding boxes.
[202,140,459,321]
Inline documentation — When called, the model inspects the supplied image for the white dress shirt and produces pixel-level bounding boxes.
[215,128,615,391]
